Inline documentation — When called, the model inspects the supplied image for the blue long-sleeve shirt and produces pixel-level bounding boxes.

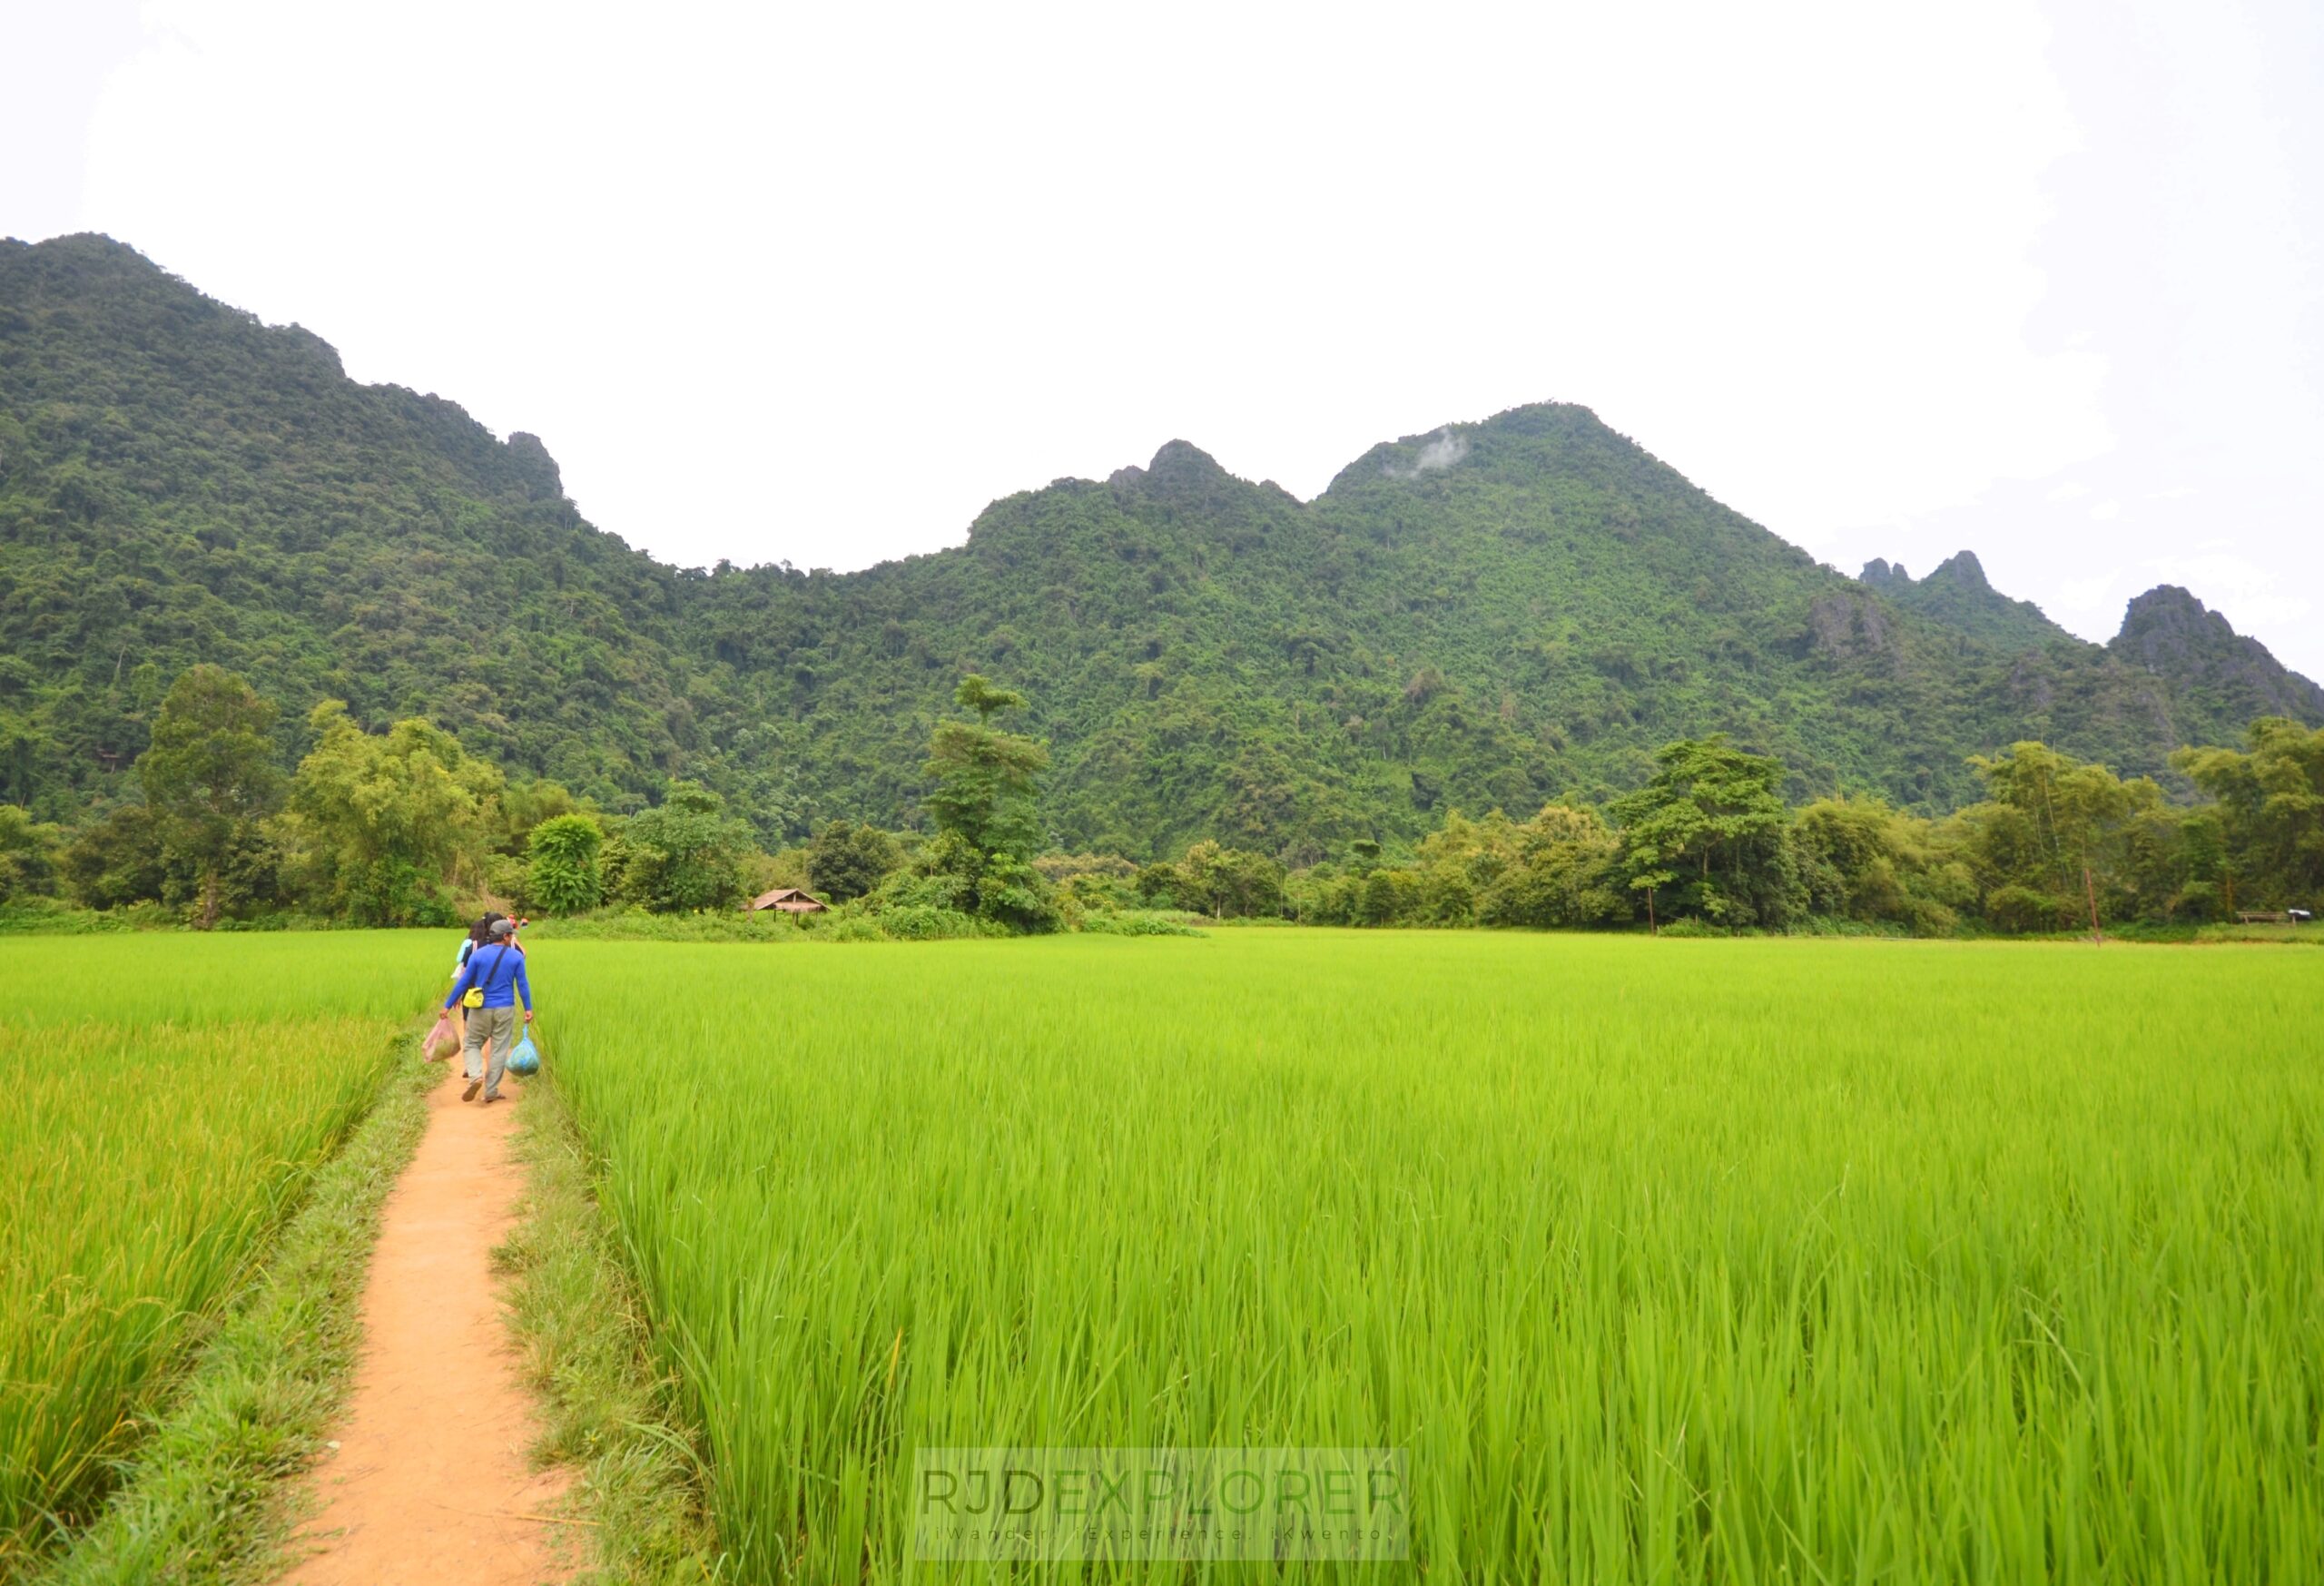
[445,942,532,1011]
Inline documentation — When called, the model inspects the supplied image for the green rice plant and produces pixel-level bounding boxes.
[539,932,2324,1584]
[0,932,444,1565]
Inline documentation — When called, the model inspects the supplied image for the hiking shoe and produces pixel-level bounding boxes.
[481,1093,499,1105]
[462,1078,482,1101]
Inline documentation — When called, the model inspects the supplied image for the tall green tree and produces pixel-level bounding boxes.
[1788,795,1977,934]
[899,676,1060,932]
[525,813,606,914]
[1478,803,1630,929]
[490,779,585,859]
[2174,718,2324,911]
[954,674,1028,724]
[925,675,1049,860]
[284,702,503,926]
[0,805,62,903]
[806,819,902,902]
[1961,742,2163,931]
[60,804,166,910]
[1175,840,1287,919]
[1608,736,1797,926]
[609,782,750,913]
[137,665,283,928]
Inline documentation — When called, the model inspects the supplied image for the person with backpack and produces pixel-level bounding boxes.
[456,912,505,974]
[442,916,533,1103]
[431,912,507,1050]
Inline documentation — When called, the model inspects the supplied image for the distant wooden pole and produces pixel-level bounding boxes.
[1648,887,1658,936]
[2083,862,2102,945]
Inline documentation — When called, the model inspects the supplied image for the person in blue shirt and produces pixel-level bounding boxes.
[448,913,507,1041]
[443,916,532,1103]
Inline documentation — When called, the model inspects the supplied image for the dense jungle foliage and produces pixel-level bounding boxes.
[1257,719,2324,933]
[3,658,2314,941]
[5,234,2321,869]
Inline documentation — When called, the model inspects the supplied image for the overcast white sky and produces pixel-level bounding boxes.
[5,0,2320,677]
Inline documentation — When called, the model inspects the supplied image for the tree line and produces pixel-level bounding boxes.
[0,665,1068,939]
[1103,725,2323,934]
[0,665,738,928]
[1,664,2316,939]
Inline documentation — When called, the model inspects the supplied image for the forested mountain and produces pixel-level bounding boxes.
[5,234,2318,860]
[2106,584,2324,726]
[1857,552,2065,655]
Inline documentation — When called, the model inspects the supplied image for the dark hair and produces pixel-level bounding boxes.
[468,911,507,946]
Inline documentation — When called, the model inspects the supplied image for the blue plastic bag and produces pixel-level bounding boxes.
[505,1029,542,1077]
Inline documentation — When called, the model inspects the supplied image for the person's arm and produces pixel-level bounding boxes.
[444,960,476,1010]
[515,956,533,1020]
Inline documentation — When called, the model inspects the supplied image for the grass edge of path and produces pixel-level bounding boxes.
[23,1044,436,1586]
[495,1076,726,1583]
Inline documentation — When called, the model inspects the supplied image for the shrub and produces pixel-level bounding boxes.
[1984,883,2082,935]
[527,813,606,914]
[873,904,1004,941]
[1076,909,1206,937]
[1657,917,1721,938]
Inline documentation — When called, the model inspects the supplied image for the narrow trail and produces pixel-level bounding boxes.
[279,1064,573,1586]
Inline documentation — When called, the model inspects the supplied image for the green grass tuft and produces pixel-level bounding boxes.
[497,1073,724,1582]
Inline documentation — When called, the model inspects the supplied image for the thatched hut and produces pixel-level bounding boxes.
[746,887,828,914]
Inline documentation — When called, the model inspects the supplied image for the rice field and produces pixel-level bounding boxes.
[0,932,446,1560]
[537,931,2324,1584]
[5,930,2319,1581]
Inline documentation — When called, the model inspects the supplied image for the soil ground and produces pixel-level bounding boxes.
[278,1061,572,1586]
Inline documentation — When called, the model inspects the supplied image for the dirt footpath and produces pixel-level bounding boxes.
[280,1065,573,1586]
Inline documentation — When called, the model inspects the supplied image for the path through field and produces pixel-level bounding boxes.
[279,1065,571,1586]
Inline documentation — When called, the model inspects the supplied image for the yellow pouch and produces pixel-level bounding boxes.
[461,941,510,1010]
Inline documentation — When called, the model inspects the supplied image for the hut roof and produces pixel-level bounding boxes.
[747,887,828,912]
